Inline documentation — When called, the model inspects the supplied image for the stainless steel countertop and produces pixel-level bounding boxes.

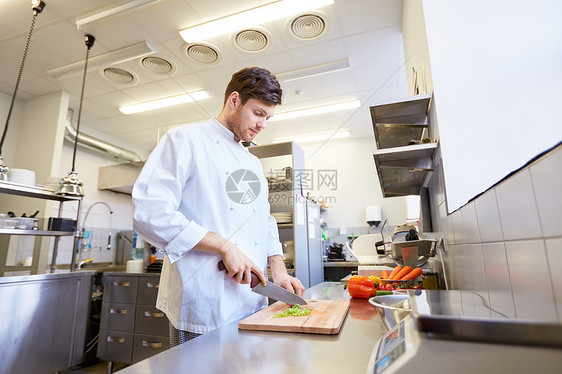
[118,282,386,374]
[323,261,360,267]
[0,269,96,284]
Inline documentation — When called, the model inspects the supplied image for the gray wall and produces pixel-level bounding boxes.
[427,143,562,320]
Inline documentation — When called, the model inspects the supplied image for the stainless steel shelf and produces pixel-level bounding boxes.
[0,229,75,236]
[0,180,82,275]
[370,94,436,197]
[0,180,81,202]
[370,93,432,149]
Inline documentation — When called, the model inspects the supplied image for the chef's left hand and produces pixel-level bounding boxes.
[273,273,305,297]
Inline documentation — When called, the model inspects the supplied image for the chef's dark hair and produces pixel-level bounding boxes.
[224,67,282,106]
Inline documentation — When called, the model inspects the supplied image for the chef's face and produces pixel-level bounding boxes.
[228,97,276,142]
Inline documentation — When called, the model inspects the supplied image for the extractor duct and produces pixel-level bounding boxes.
[64,109,143,163]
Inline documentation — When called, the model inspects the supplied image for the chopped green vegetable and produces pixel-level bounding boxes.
[273,304,311,318]
[375,290,394,296]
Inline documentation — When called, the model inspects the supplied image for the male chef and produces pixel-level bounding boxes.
[132,67,305,346]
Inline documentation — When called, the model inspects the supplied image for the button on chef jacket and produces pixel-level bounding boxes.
[132,118,283,333]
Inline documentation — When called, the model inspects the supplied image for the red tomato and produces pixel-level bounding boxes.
[385,283,394,291]
[377,283,386,290]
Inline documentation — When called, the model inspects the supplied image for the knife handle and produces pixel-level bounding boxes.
[217,260,260,288]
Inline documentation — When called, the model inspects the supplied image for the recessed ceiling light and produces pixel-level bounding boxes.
[268,100,360,122]
[179,0,334,43]
[119,90,211,114]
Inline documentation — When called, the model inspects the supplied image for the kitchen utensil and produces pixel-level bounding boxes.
[218,260,306,306]
[368,294,411,331]
[238,299,350,334]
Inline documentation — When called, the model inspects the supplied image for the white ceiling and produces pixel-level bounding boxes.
[0,0,405,153]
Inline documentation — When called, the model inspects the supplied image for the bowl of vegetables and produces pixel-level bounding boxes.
[368,294,411,331]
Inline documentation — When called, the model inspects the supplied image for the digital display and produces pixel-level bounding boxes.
[375,321,406,373]
[375,342,405,373]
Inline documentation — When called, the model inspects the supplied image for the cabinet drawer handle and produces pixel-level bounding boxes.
[112,281,130,287]
[109,308,128,315]
[142,340,162,348]
[107,336,125,343]
[146,282,159,288]
[144,311,165,318]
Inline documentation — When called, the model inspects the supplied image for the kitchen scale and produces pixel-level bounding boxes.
[366,290,562,373]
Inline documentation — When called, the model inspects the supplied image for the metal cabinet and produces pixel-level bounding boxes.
[97,272,169,371]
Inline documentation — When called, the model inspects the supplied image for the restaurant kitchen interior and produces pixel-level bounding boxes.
[0,0,561,373]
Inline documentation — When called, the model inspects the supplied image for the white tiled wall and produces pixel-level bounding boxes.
[428,144,562,318]
[46,203,129,267]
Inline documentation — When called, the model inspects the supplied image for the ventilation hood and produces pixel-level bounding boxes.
[97,161,144,194]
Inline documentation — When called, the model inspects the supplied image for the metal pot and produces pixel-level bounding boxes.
[283,241,295,263]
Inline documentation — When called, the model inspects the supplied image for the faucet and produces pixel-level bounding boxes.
[78,202,114,265]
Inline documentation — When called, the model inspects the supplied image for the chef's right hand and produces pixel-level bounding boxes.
[221,243,267,286]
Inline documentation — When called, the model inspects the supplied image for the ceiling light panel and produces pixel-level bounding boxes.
[272,130,350,144]
[119,90,211,114]
[276,59,350,82]
[76,0,161,28]
[268,100,360,122]
[179,0,334,43]
[47,41,156,79]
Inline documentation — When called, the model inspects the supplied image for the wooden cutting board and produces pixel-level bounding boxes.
[238,299,350,335]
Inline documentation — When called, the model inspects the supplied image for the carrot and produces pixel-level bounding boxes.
[388,266,402,280]
[394,266,412,280]
[401,267,423,280]
[381,270,390,279]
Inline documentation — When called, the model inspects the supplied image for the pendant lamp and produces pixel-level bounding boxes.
[0,0,46,182]
[56,34,95,196]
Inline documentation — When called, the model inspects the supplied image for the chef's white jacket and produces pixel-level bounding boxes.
[132,118,283,333]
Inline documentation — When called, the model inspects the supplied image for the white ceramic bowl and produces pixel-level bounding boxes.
[8,169,36,185]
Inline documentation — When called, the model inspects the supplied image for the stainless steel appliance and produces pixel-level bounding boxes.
[381,222,436,268]
[366,290,562,373]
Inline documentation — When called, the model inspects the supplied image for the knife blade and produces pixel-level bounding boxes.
[218,261,307,306]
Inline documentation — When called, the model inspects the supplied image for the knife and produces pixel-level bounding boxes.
[218,261,307,306]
